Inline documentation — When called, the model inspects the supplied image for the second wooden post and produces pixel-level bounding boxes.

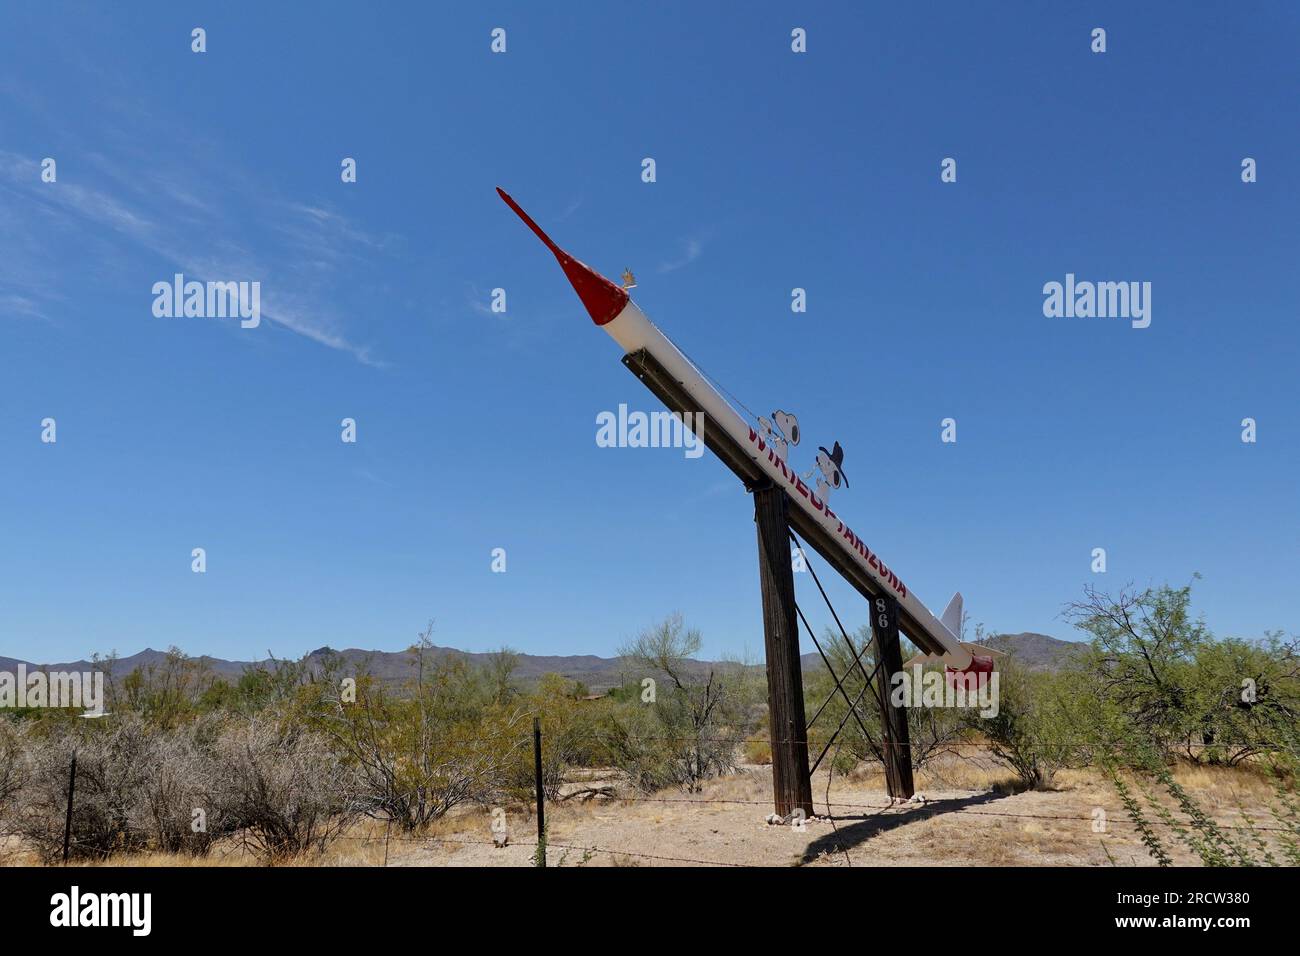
[869,594,915,799]
[753,483,814,819]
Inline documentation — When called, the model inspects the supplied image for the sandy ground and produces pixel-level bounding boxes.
[5,749,1288,867]
[376,752,1292,868]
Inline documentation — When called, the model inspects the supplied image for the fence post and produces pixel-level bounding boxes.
[533,717,546,867]
[62,749,77,865]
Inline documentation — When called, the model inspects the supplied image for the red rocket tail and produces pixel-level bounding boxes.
[497,187,628,326]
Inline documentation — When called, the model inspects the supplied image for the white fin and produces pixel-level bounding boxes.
[940,592,963,641]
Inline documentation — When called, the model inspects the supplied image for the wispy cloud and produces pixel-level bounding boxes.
[355,467,397,489]
[0,97,394,367]
[698,478,738,499]
[0,293,54,322]
[658,236,704,273]
[466,284,499,318]
[555,196,584,221]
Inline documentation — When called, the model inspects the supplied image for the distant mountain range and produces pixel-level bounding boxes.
[981,632,1086,671]
[0,645,647,691]
[0,632,1084,691]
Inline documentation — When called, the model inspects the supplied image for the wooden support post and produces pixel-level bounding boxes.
[868,595,914,799]
[753,483,814,820]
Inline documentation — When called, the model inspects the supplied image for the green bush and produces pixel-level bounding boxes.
[311,647,530,830]
[1066,581,1300,765]
[601,614,762,793]
[969,661,1074,790]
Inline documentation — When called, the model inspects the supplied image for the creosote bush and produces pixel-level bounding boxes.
[6,714,356,863]
[14,715,160,861]
[0,719,28,837]
[213,718,361,860]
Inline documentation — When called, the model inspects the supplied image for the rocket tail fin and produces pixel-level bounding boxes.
[940,592,963,642]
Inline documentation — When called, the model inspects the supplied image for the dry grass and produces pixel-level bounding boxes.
[742,740,772,765]
[3,817,408,868]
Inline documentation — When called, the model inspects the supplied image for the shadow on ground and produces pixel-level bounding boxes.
[797,791,1011,865]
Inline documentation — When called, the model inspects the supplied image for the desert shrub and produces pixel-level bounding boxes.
[505,674,611,802]
[32,715,228,857]
[13,716,155,861]
[601,614,761,793]
[906,700,971,767]
[212,717,361,860]
[1186,634,1300,764]
[483,647,522,706]
[312,646,529,830]
[7,714,244,860]
[1066,582,1300,765]
[969,661,1074,790]
[597,698,700,792]
[742,736,772,765]
[9,712,363,863]
[198,655,325,716]
[130,714,234,854]
[0,719,24,832]
[113,647,222,728]
[1065,583,1206,759]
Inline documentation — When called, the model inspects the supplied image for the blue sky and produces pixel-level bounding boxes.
[2,2,1296,664]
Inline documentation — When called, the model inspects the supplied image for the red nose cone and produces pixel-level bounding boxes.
[944,655,995,691]
[497,187,628,326]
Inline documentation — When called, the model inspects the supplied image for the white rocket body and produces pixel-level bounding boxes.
[604,299,973,670]
[498,187,975,671]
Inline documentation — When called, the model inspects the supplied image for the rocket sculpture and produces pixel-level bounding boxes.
[498,187,992,679]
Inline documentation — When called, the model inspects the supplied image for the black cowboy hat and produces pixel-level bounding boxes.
[817,441,848,487]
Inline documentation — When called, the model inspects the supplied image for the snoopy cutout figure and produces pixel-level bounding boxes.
[806,440,849,504]
[758,409,800,462]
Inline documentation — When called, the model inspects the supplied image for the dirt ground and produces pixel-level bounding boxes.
[378,750,1290,868]
[5,748,1287,868]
